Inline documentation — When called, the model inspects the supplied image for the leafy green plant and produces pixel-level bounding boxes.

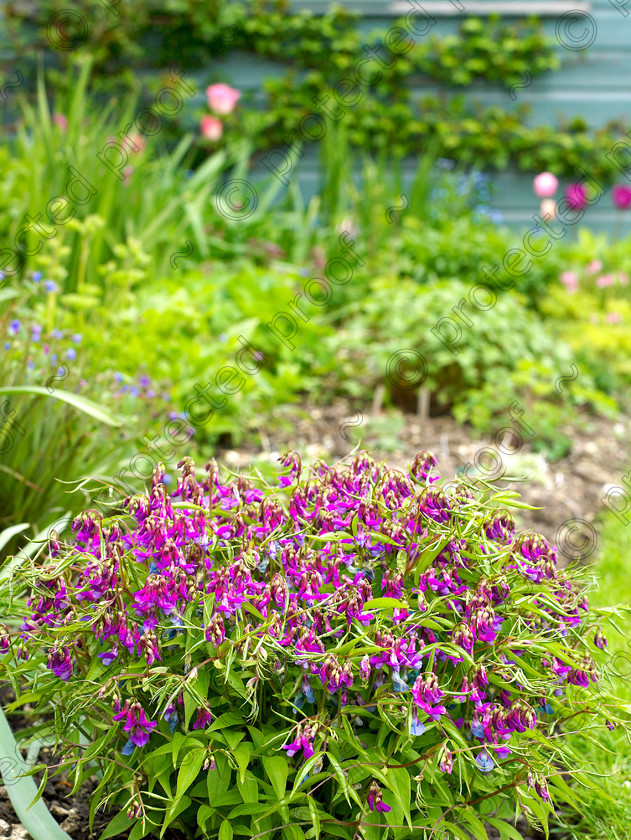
[0,452,624,839]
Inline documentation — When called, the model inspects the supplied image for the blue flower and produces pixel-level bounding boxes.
[121,739,136,755]
[9,319,20,335]
[32,271,42,282]
[44,280,58,293]
[470,720,484,739]
[475,749,494,773]
[409,713,425,737]
[57,367,65,377]
[50,353,58,363]
[72,333,82,343]
[114,372,124,383]
[51,329,63,339]
[3,342,10,350]
[66,347,77,361]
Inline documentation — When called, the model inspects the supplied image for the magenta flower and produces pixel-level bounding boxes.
[612,185,631,209]
[565,183,587,210]
[367,781,391,813]
[192,708,213,730]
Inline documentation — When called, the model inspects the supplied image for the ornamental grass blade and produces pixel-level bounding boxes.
[0,387,122,427]
[0,706,73,840]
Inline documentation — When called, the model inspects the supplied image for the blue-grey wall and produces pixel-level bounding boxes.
[214,0,631,233]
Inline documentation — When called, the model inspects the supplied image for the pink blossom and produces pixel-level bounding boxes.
[607,312,622,323]
[52,113,68,132]
[565,183,587,210]
[121,132,146,155]
[533,172,558,198]
[201,115,223,141]
[596,274,614,288]
[560,271,578,292]
[612,185,631,210]
[585,259,602,275]
[206,83,241,115]
[618,272,629,286]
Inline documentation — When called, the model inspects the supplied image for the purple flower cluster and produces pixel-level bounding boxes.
[10,451,604,804]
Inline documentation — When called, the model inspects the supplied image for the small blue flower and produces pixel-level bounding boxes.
[66,347,77,361]
[470,720,484,739]
[51,329,63,339]
[130,386,139,398]
[27,360,34,370]
[57,367,65,377]
[475,750,494,773]
[139,374,150,387]
[409,714,425,737]
[32,271,42,282]
[50,353,58,363]
[121,739,136,755]
[9,319,21,335]
[44,280,58,293]
[539,704,554,715]
[3,342,10,350]
[31,332,41,343]
[72,333,82,343]
[114,372,124,383]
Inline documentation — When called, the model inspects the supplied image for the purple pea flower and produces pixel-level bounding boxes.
[66,347,77,361]
[44,280,58,293]
[113,700,157,748]
[9,319,20,335]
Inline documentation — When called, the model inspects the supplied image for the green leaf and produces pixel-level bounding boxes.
[0,386,122,427]
[308,796,321,840]
[486,818,525,840]
[233,743,251,784]
[176,748,206,799]
[363,597,408,610]
[219,819,233,840]
[262,755,289,800]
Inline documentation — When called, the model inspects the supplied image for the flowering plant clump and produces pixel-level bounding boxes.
[0,451,622,839]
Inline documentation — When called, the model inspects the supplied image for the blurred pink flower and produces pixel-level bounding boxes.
[122,165,134,185]
[607,312,622,323]
[206,84,240,115]
[618,272,629,286]
[121,132,146,154]
[533,172,558,197]
[596,274,614,287]
[52,113,68,132]
[566,183,587,210]
[560,271,578,292]
[612,185,631,210]
[585,259,602,275]
[201,116,223,141]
